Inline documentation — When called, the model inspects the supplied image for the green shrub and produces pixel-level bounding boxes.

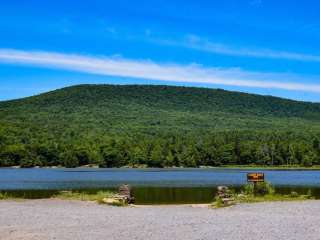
[289,191,299,198]
[0,192,9,200]
[213,196,224,208]
[243,182,275,196]
[306,189,313,199]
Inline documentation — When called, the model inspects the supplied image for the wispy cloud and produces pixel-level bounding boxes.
[0,49,320,93]
[154,34,320,62]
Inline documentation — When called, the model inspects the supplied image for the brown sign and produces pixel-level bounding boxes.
[247,173,264,182]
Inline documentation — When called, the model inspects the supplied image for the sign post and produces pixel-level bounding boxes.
[247,173,264,183]
[247,173,265,195]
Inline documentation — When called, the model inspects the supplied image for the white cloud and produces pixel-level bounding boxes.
[0,48,320,93]
[156,34,320,62]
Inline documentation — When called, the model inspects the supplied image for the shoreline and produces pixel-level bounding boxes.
[3,165,320,170]
[1,191,316,205]
[1,198,317,206]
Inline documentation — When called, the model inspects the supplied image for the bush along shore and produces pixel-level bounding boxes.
[212,182,315,208]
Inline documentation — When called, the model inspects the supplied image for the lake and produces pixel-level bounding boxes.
[1,168,320,204]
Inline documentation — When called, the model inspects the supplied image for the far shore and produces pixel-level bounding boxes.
[4,165,320,170]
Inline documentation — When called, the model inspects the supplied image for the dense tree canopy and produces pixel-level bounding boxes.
[0,84,319,167]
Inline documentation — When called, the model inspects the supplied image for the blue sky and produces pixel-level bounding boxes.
[1,0,320,102]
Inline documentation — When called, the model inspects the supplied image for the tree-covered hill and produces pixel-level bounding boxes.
[0,84,320,168]
[1,84,320,133]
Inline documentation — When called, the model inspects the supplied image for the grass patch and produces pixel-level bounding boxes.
[212,182,314,208]
[0,190,120,205]
[212,196,234,208]
[238,182,314,203]
[236,193,314,203]
[0,192,26,201]
[0,190,128,206]
[0,192,13,200]
[52,190,128,206]
[52,190,116,202]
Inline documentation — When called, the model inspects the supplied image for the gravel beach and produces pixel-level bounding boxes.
[1,200,319,240]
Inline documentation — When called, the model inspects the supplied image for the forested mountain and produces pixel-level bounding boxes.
[0,84,320,168]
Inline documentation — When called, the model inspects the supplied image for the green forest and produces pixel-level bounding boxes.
[0,84,320,168]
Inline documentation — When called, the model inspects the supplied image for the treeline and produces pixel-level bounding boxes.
[1,130,319,168]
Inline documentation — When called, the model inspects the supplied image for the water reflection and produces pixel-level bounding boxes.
[134,186,320,204]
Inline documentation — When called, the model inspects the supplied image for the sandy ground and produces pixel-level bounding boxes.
[0,200,320,240]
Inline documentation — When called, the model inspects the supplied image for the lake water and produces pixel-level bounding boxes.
[1,168,320,204]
